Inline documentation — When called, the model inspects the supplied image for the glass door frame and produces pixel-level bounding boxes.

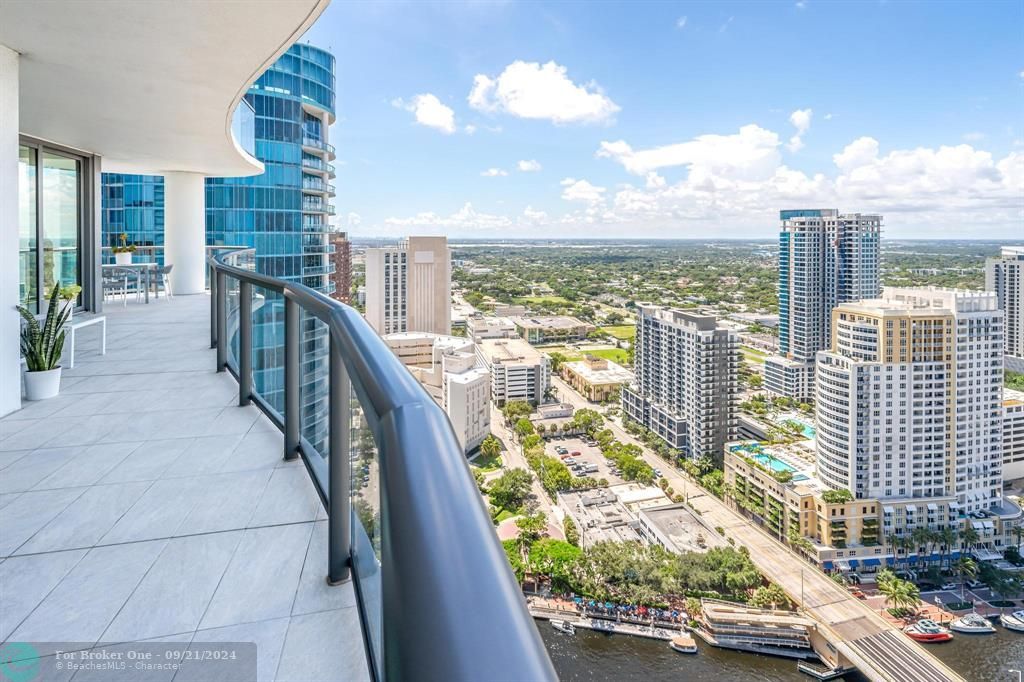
[19,136,99,314]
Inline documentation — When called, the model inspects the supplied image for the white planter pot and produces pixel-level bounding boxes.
[24,367,62,401]
[61,300,74,321]
[114,251,132,265]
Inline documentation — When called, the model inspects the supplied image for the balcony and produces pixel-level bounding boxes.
[301,136,336,159]
[302,198,336,215]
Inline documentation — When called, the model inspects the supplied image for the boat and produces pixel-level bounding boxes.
[1000,611,1024,632]
[669,634,698,654]
[550,619,576,635]
[903,619,953,643]
[949,613,996,634]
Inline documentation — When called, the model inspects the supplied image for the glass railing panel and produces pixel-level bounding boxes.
[252,286,286,418]
[232,99,256,157]
[350,391,382,676]
[300,310,331,462]
[226,275,240,373]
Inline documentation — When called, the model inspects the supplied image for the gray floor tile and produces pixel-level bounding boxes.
[99,476,210,544]
[16,481,153,555]
[200,523,314,630]
[0,492,21,511]
[0,487,88,557]
[275,608,369,682]
[202,406,262,437]
[32,441,141,490]
[0,447,84,493]
[10,540,167,644]
[248,468,321,527]
[0,417,41,441]
[98,438,194,484]
[0,449,32,472]
[221,431,284,473]
[41,416,118,448]
[0,548,88,641]
[187,617,290,682]
[163,435,244,477]
[176,470,273,536]
[291,521,357,616]
[102,531,243,643]
[74,634,193,682]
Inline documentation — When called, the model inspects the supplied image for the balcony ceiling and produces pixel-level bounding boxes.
[0,0,329,176]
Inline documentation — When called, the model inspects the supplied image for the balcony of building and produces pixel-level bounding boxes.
[0,295,368,680]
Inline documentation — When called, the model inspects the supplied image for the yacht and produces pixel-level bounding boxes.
[669,634,698,654]
[550,619,576,635]
[949,613,996,634]
[1000,611,1024,632]
[903,619,953,643]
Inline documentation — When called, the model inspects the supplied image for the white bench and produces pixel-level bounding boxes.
[66,315,107,369]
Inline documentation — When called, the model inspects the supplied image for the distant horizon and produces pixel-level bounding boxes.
[346,235,1024,245]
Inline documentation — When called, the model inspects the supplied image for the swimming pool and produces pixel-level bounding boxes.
[751,453,797,474]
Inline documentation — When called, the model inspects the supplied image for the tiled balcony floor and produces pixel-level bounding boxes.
[0,294,368,681]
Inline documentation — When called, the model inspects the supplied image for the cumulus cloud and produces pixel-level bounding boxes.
[480,168,508,177]
[676,16,687,29]
[345,212,362,229]
[392,94,456,134]
[385,202,513,231]
[517,159,542,172]
[468,61,620,124]
[963,131,985,142]
[464,124,478,135]
[787,108,813,152]
[561,178,607,204]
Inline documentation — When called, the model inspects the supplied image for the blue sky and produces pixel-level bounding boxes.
[303,0,1024,239]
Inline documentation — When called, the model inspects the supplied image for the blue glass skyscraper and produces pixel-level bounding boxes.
[100,174,165,263]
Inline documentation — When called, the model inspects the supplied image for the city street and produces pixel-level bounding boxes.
[487,404,560,526]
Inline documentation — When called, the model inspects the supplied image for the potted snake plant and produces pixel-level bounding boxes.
[16,283,72,400]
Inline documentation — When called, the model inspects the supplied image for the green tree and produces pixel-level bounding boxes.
[529,538,582,591]
[480,434,501,460]
[954,557,978,601]
[514,417,536,440]
[489,468,533,516]
[503,400,532,424]
[750,583,792,610]
[548,351,568,372]
[570,408,604,436]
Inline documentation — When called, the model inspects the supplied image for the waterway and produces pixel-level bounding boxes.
[540,619,1024,681]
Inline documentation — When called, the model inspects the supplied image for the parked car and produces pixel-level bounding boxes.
[941,582,958,591]
[654,469,662,477]
[966,579,985,589]
[571,451,581,457]
[564,458,576,465]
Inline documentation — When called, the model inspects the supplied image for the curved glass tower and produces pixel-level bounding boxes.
[207,43,337,451]
[100,174,165,264]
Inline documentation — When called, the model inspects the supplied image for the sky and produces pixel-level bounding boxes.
[302,0,1024,240]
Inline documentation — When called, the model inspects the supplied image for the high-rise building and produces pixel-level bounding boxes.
[383,332,491,454]
[986,246,1024,371]
[100,174,164,264]
[329,230,352,304]
[621,305,739,464]
[476,337,551,407]
[1003,388,1024,481]
[365,236,451,335]
[816,287,1003,514]
[765,209,881,400]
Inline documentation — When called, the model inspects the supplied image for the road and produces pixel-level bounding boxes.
[488,404,560,531]
[548,374,964,682]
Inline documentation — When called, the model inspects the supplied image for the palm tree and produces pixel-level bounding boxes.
[1013,526,1023,554]
[954,557,978,601]
[960,525,980,558]
[911,526,932,570]
[938,528,958,571]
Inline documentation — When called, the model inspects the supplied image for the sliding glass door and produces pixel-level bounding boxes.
[18,142,85,314]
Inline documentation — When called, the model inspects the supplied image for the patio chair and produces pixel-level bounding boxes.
[102,269,130,307]
[153,264,174,298]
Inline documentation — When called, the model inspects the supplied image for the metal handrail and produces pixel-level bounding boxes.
[207,248,555,682]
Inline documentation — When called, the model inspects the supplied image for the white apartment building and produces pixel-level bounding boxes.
[1004,388,1024,481]
[365,236,451,336]
[815,288,1004,515]
[765,209,881,401]
[467,316,517,341]
[476,338,551,406]
[986,246,1024,371]
[621,305,739,465]
[383,332,490,454]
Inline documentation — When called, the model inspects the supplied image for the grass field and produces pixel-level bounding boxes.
[600,325,636,340]
[469,451,503,472]
[543,347,584,361]
[741,345,768,364]
[586,347,630,364]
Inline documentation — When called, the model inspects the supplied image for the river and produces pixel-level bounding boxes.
[539,619,1024,682]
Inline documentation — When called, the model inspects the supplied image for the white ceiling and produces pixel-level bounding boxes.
[0,0,329,176]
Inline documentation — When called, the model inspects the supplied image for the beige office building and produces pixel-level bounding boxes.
[365,236,451,335]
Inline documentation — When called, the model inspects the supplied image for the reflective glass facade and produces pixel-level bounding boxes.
[101,174,165,264]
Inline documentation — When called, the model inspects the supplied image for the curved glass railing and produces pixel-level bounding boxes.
[231,99,256,157]
[207,249,555,682]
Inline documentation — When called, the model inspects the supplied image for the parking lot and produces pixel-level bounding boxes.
[545,435,628,485]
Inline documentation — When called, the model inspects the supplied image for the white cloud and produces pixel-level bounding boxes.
[517,159,542,172]
[464,124,478,135]
[1019,70,1024,79]
[561,177,606,204]
[467,61,620,124]
[345,212,362,229]
[795,0,807,9]
[393,94,456,134]
[676,16,687,29]
[597,124,782,178]
[719,16,734,33]
[963,131,985,142]
[385,202,513,231]
[824,113,833,120]
[480,168,508,177]
[787,108,813,152]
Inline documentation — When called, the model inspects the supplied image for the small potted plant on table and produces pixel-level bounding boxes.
[16,283,72,400]
[112,232,136,265]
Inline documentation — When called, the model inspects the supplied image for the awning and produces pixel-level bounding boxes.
[883,506,894,514]
[906,505,917,513]
[848,559,860,568]
[973,548,1002,562]
[983,521,995,529]
[927,503,938,511]
[822,561,834,571]
[972,521,984,530]
[863,558,882,567]
[836,560,851,571]
[949,502,960,509]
